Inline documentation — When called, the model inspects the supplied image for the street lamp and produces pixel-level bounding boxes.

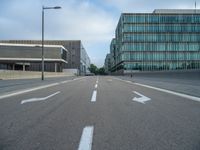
[41,6,61,80]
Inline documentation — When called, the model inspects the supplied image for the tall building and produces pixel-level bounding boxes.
[109,9,200,74]
[0,40,91,75]
[104,53,112,74]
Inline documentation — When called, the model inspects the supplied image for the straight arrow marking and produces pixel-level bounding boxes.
[132,91,151,104]
[21,91,60,104]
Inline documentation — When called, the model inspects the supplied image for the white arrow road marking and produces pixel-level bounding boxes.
[132,91,151,104]
[0,83,59,100]
[21,91,60,104]
[78,126,94,150]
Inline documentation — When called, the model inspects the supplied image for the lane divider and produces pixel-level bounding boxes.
[91,91,97,102]
[78,126,94,150]
[91,77,99,102]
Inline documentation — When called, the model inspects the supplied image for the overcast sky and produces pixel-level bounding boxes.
[0,0,198,67]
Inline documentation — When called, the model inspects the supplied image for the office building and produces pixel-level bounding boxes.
[104,53,112,74]
[0,40,91,75]
[0,43,67,72]
[109,9,200,74]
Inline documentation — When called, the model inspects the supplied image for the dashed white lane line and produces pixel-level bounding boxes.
[91,90,97,102]
[21,91,60,104]
[95,84,98,89]
[96,76,99,84]
[78,126,94,150]
[113,77,200,102]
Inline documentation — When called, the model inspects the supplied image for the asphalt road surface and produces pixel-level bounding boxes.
[0,76,200,150]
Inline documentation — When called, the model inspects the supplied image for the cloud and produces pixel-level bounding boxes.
[103,0,197,12]
[0,0,117,66]
[1,0,196,67]
[46,1,117,43]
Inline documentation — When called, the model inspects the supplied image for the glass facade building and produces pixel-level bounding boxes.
[104,54,112,74]
[110,9,200,73]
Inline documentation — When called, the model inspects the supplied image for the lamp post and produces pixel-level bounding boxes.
[41,6,61,80]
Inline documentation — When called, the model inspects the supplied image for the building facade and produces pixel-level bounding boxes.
[0,40,91,75]
[0,43,67,72]
[104,53,112,74]
[109,9,200,74]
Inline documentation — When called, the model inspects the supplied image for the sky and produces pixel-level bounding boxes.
[0,0,198,67]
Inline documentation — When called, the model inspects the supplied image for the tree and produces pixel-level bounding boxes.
[88,64,98,75]
[98,67,106,75]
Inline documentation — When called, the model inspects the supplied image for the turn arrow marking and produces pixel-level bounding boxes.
[21,91,60,104]
[132,91,151,104]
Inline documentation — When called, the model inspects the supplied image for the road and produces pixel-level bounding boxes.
[0,76,200,150]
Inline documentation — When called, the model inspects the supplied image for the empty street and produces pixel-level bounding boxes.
[0,76,199,150]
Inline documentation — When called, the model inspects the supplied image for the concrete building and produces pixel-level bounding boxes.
[0,43,67,72]
[0,40,91,75]
[109,9,200,74]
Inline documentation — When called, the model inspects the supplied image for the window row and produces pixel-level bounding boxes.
[123,33,200,42]
[121,52,200,61]
[122,43,200,51]
[123,24,200,33]
[122,15,200,24]
[123,61,200,70]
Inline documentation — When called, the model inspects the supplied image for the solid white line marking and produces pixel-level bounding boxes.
[74,77,88,81]
[113,77,200,102]
[134,82,200,102]
[60,81,69,84]
[91,90,97,102]
[61,77,87,84]
[95,84,98,89]
[21,91,60,104]
[0,77,88,100]
[114,77,132,83]
[0,83,59,100]
[78,126,94,150]
[132,91,151,104]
